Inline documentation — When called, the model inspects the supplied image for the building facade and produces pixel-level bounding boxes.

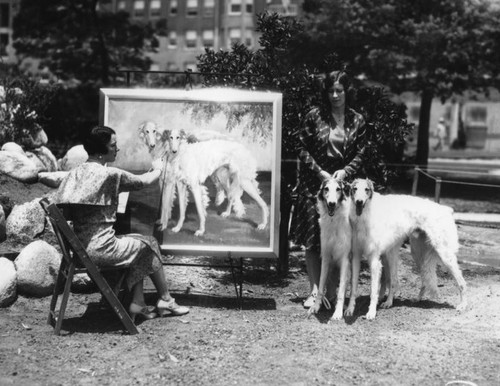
[106,0,303,71]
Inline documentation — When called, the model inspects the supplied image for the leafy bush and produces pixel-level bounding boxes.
[0,77,59,149]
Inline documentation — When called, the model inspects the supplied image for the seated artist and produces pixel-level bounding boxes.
[55,125,189,322]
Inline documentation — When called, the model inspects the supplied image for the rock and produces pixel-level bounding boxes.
[29,146,58,172]
[6,199,46,239]
[58,145,88,171]
[1,142,24,154]
[24,127,48,149]
[71,273,95,293]
[0,258,17,307]
[15,240,61,297]
[0,150,39,182]
[0,205,5,242]
[38,171,69,188]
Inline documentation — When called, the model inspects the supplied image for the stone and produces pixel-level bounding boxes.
[0,150,39,182]
[57,145,88,171]
[15,240,61,297]
[71,273,96,293]
[6,199,46,239]
[1,142,24,154]
[38,171,69,188]
[30,146,58,172]
[0,258,17,307]
[0,205,5,242]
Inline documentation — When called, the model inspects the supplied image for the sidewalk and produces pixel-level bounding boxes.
[454,212,500,227]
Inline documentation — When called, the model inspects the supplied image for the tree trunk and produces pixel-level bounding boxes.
[415,88,434,168]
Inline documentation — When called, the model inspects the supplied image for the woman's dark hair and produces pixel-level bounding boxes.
[83,125,116,155]
[317,70,355,123]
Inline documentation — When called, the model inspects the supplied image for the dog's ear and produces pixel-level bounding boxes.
[317,180,325,202]
[162,130,170,141]
[180,129,187,139]
[366,178,374,198]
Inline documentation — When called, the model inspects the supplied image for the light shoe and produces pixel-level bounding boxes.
[129,303,158,323]
[303,293,317,308]
[157,298,190,317]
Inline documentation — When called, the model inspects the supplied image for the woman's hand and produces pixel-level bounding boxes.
[332,169,346,180]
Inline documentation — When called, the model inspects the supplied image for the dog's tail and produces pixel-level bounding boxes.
[409,231,439,301]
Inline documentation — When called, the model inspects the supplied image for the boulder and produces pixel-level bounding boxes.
[24,127,48,149]
[71,273,95,293]
[15,240,61,297]
[27,146,58,172]
[6,199,46,239]
[0,150,39,182]
[0,205,5,242]
[0,258,17,307]
[57,145,88,171]
[1,142,24,154]
[38,171,69,188]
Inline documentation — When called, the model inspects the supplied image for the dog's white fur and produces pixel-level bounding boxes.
[347,178,467,320]
[308,177,352,321]
[162,128,269,236]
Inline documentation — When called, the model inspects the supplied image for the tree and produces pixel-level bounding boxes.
[295,0,500,166]
[12,0,156,86]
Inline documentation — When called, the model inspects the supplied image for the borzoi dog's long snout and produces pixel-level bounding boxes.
[350,178,373,216]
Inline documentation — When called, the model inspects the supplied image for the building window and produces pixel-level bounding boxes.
[150,0,161,17]
[245,28,253,47]
[116,0,127,11]
[0,4,10,27]
[203,0,215,16]
[170,0,178,15]
[228,28,241,46]
[0,33,8,56]
[202,30,214,48]
[229,0,242,14]
[185,30,197,49]
[466,106,487,125]
[168,31,177,48]
[133,0,145,17]
[187,0,198,16]
[246,0,253,14]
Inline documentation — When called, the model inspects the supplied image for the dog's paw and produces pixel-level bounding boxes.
[194,229,205,237]
[344,306,355,317]
[331,311,343,321]
[307,304,321,317]
[456,301,468,312]
[171,226,181,233]
[364,310,377,320]
[257,223,267,231]
[379,300,393,309]
[220,211,230,218]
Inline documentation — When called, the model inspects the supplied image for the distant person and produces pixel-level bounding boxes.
[434,117,447,151]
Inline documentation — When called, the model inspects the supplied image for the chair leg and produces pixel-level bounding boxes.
[53,263,76,335]
[48,259,68,327]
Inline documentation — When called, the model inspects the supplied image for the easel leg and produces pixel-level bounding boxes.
[228,255,244,309]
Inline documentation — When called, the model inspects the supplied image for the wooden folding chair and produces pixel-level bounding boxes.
[40,198,139,335]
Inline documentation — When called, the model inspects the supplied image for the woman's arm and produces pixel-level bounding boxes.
[343,112,367,179]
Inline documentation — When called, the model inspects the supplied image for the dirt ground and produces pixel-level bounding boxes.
[1,176,500,386]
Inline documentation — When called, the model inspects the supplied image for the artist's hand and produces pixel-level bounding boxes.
[318,170,331,181]
[332,169,346,180]
[151,159,163,172]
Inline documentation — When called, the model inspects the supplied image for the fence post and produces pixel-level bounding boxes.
[434,177,442,203]
[412,167,420,196]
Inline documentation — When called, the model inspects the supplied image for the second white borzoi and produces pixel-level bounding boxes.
[163,128,269,236]
[346,178,467,320]
[307,177,352,321]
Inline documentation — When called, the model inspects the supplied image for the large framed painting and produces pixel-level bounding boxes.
[99,88,282,259]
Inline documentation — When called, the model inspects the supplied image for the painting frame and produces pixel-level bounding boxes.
[99,87,282,259]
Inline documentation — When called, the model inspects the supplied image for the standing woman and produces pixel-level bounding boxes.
[293,70,367,308]
[55,125,189,321]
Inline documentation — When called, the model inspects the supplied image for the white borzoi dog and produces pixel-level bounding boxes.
[346,178,467,320]
[307,177,352,321]
[162,128,269,236]
[138,121,169,161]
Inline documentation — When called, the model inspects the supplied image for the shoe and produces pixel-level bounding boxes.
[129,303,158,323]
[303,293,317,309]
[157,298,190,317]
